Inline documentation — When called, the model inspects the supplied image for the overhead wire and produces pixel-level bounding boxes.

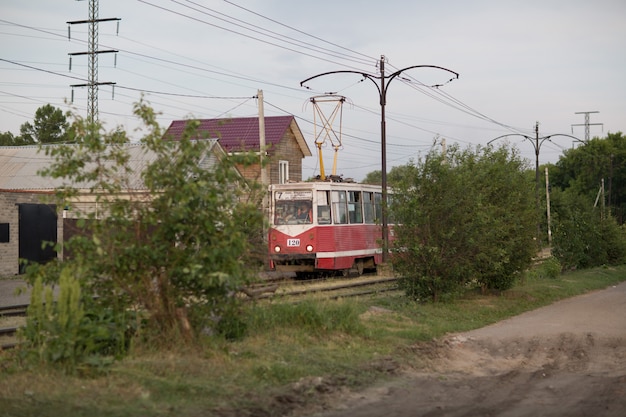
[2,14,507,143]
[0,58,255,101]
[137,0,373,73]
[174,0,374,67]
[1,18,303,104]
[222,0,376,64]
[385,60,533,137]
[263,98,426,175]
[0,57,259,130]
[1,4,556,171]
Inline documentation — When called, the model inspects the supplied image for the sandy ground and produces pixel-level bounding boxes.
[308,281,626,417]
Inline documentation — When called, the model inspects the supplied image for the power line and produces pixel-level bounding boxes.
[0,58,253,100]
[0,18,66,40]
[2,4,578,168]
[174,0,374,67]
[137,0,372,73]
[2,15,525,144]
[390,65,530,137]
[221,0,377,64]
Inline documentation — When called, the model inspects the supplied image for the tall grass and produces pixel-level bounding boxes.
[245,299,366,337]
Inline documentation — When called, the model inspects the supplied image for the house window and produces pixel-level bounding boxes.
[279,160,289,184]
[0,223,9,243]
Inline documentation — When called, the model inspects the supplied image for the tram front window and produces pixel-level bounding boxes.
[275,201,312,224]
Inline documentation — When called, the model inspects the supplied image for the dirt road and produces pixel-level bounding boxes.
[311,281,626,417]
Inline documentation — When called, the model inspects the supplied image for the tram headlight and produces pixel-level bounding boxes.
[306,244,314,252]
[274,245,281,253]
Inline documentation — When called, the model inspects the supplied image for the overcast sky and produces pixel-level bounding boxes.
[2,0,624,181]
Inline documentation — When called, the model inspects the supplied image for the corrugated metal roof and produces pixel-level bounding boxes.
[0,146,64,191]
[0,140,222,191]
[164,115,312,157]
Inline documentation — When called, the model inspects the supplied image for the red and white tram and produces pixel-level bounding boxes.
[268,180,388,277]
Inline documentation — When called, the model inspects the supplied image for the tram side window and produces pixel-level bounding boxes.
[387,194,396,224]
[363,192,375,223]
[332,191,348,224]
[348,191,363,223]
[374,192,383,223]
[317,191,331,224]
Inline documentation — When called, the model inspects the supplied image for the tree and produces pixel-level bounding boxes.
[23,100,265,368]
[550,187,626,270]
[391,144,536,301]
[551,132,626,224]
[362,170,381,185]
[19,104,70,144]
[547,132,626,269]
[0,131,33,146]
[362,165,413,186]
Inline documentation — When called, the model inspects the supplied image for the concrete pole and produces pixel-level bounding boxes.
[545,167,552,245]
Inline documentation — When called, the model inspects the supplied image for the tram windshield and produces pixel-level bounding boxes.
[273,190,313,225]
[274,200,312,224]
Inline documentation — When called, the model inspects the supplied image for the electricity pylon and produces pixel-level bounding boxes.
[68,0,120,124]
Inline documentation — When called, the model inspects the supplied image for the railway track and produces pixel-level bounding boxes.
[0,304,27,350]
[244,272,400,301]
[0,273,400,349]
[0,326,20,350]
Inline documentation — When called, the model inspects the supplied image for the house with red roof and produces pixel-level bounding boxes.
[164,115,312,185]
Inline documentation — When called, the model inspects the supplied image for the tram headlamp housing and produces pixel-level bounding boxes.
[306,244,314,252]
[274,245,281,253]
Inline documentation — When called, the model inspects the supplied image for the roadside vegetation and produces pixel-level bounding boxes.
[391,144,537,301]
[0,103,625,415]
[2,264,626,416]
[13,100,267,371]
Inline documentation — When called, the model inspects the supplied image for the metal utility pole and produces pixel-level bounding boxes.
[571,111,603,142]
[488,125,583,245]
[68,0,120,125]
[301,55,459,262]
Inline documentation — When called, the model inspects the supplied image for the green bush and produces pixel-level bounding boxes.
[541,257,562,279]
[392,144,536,301]
[21,100,265,372]
[551,189,626,269]
[19,268,132,373]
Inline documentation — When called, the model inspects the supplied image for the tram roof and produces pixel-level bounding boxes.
[270,181,383,192]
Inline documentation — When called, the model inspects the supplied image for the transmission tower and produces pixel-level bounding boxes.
[571,111,603,142]
[68,0,120,124]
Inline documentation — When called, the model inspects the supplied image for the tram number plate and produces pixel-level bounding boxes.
[287,239,300,247]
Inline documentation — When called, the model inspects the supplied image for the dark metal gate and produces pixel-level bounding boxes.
[18,203,57,271]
